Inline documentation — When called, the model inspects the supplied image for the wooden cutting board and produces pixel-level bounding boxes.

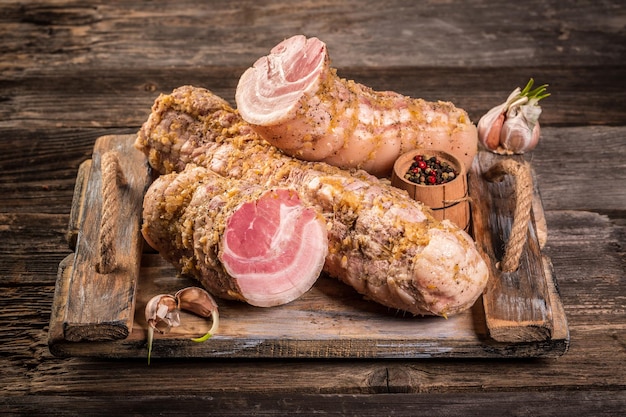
[48,134,569,359]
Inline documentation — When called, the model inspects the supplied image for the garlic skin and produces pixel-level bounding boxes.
[477,105,506,151]
[500,105,542,153]
[145,294,180,332]
[477,79,549,154]
[175,287,219,318]
[145,293,180,365]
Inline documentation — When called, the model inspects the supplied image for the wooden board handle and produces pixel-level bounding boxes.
[60,135,151,342]
[469,152,555,343]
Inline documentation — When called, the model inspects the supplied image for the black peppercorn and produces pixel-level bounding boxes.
[404,154,459,185]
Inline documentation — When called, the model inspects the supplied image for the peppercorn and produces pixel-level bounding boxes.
[404,154,459,185]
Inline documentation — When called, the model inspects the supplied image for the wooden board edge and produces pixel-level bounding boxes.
[530,167,548,248]
[48,253,75,354]
[66,159,92,250]
[47,330,571,360]
[542,255,570,351]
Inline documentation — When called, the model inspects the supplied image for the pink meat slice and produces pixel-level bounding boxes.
[236,35,478,177]
[141,166,328,308]
[221,189,328,306]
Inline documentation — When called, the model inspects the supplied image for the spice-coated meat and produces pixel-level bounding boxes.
[136,85,489,316]
[142,165,328,307]
[235,35,478,177]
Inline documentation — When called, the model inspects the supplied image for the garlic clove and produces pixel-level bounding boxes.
[521,102,543,129]
[175,286,220,341]
[477,87,523,151]
[477,105,506,151]
[145,294,180,331]
[145,293,179,365]
[175,287,218,318]
[145,288,220,364]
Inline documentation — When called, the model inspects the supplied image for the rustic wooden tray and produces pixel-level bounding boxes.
[48,134,569,359]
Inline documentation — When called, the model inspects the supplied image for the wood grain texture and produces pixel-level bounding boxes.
[469,153,555,342]
[1,0,623,70]
[56,135,151,342]
[2,391,626,417]
[2,66,625,128]
[1,0,625,128]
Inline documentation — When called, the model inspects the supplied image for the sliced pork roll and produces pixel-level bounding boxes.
[136,86,489,316]
[235,35,478,177]
[142,165,328,307]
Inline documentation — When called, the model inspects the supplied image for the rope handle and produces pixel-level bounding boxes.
[96,151,126,274]
[484,159,533,272]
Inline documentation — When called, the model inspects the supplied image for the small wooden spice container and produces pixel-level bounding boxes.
[391,149,470,231]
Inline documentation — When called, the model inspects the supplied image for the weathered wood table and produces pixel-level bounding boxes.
[1,1,624,415]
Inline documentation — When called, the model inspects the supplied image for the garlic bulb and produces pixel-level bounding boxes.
[477,79,549,154]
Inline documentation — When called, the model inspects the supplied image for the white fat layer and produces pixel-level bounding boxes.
[236,36,326,126]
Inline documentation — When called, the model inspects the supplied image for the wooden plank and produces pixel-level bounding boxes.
[1,126,623,217]
[48,135,568,358]
[47,254,74,346]
[469,152,557,342]
[4,391,626,417]
[55,135,151,342]
[2,66,626,129]
[2,0,623,71]
[542,256,570,345]
[531,126,626,214]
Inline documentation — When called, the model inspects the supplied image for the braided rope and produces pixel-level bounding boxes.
[485,159,533,272]
[97,151,122,274]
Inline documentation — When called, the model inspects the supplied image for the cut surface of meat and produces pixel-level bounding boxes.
[241,35,326,126]
[221,188,328,306]
[136,86,490,316]
[141,165,328,308]
[236,35,478,177]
